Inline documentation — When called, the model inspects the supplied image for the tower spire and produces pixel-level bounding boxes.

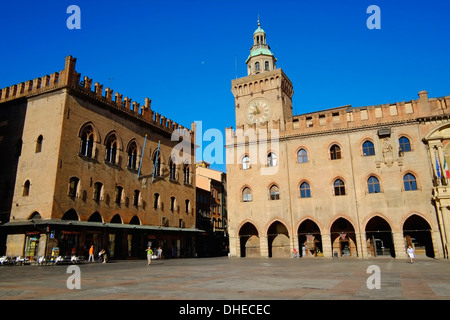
[245,19,277,76]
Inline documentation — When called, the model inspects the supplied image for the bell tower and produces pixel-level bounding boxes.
[246,19,277,76]
[232,20,293,130]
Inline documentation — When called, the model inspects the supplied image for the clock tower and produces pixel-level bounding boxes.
[231,20,294,131]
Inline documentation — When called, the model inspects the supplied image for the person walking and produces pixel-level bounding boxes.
[88,245,95,262]
[157,246,162,259]
[407,245,415,264]
[146,246,153,265]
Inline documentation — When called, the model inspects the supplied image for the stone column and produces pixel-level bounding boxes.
[355,232,366,258]
[229,236,239,257]
[321,233,333,258]
[260,236,269,258]
[392,231,407,259]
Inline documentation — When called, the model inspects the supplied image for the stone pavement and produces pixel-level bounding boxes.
[0,256,450,300]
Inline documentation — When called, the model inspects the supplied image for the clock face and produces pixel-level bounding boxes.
[246,99,271,125]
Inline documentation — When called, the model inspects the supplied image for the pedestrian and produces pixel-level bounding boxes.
[88,245,95,262]
[407,245,415,264]
[146,246,153,265]
[157,246,162,259]
[99,249,107,264]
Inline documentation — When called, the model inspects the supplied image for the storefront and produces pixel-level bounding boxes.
[1,219,203,260]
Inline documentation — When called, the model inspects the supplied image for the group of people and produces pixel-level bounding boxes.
[88,245,107,263]
[146,246,163,265]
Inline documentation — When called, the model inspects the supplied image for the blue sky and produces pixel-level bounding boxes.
[1,0,449,173]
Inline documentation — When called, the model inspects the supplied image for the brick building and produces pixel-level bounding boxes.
[225,22,450,259]
[0,56,200,259]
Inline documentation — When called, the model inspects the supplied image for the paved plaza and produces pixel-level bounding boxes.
[0,256,450,300]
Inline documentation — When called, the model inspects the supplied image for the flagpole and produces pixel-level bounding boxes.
[137,134,147,179]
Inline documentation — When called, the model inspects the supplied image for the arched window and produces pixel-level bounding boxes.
[242,155,251,170]
[169,159,176,181]
[399,136,412,152]
[269,185,280,200]
[185,199,190,213]
[35,135,43,153]
[80,126,94,158]
[127,141,138,170]
[330,144,341,160]
[23,180,30,196]
[367,176,380,193]
[68,177,79,198]
[265,61,269,71]
[300,182,311,198]
[153,152,161,177]
[115,186,123,204]
[170,196,176,212]
[93,182,103,201]
[403,173,417,191]
[242,187,252,202]
[133,190,140,207]
[183,164,190,184]
[105,134,118,164]
[362,140,375,156]
[255,62,260,71]
[334,179,345,196]
[297,149,308,163]
[267,152,277,167]
[153,193,160,209]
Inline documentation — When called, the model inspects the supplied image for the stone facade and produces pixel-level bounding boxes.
[0,56,199,259]
[226,23,450,259]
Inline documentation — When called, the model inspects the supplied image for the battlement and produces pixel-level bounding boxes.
[226,90,450,145]
[0,56,194,138]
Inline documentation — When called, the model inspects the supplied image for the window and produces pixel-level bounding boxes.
[242,155,251,170]
[105,134,118,164]
[269,185,280,200]
[133,190,140,207]
[93,182,103,201]
[183,164,190,184]
[169,159,176,181]
[267,152,277,167]
[330,144,341,160]
[297,149,308,163]
[127,141,138,170]
[35,135,43,153]
[334,179,345,196]
[185,199,190,213]
[23,180,30,196]
[255,62,260,71]
[115,186,123,204]
[265,61,269,70]
[170,196,176,212]
[153,193,160,209]
[242,187,252,202]
[68,177,79,198]
[403,173,417,191]
[300,182,311,198]
[362,141,375,156]
[80,126,94,157]
[153,153,161,177]
[399,136,412,152]
[367,176,380,193]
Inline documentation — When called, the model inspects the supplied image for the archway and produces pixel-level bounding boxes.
[403,215,434,258]
[88,211,103,223]
[365,216,395,258]
[62,209,79,221]
[297,219,322,257]
[330,218,357,257]
[239,222,259,257]
[268,221,290,258]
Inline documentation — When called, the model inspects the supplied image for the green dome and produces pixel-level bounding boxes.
[246,47,274,63]
[253,26,265,35]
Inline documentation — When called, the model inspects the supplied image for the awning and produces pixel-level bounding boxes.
[0,219,205,233]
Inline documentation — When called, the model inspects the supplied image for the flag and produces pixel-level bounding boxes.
[444,153,450,179]
[436,153,441,179]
